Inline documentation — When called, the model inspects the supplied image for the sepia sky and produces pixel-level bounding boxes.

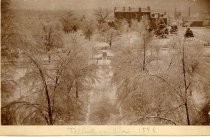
[11,0,210,13]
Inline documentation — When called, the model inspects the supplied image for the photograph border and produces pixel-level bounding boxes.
[0,126,210,136]
[1,0,210,136]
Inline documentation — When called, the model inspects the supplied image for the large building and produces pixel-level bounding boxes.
[114,6,168,26]
[114,6,151,22]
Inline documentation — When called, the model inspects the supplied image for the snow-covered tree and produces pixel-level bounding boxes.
[94,8,112,24]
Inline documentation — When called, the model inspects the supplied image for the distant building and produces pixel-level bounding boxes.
[114,6,151,22]
[189,19,210,27]
[114,7,168,27]
[183,17,210,27]
[182,11,210,27]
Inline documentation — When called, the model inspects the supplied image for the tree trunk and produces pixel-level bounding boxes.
[76,81,79,98]
[39,68,53,125]
[48,54,51,63]
[28,55,53,125]
[45,84,53,125]
[182,40,190,125]
[143,36,146,71]
[184,102,190,125]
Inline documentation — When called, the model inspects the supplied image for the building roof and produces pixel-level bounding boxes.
[114,7,150,13]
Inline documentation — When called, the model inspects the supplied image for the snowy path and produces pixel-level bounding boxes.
[86,50,117,124]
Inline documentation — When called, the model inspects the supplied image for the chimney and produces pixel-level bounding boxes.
[129,6,131,11]
[123,7,125,11]
[139,8,141,13]
[147,6,150,11]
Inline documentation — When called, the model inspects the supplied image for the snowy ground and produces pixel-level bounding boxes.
[8,26,210,124]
